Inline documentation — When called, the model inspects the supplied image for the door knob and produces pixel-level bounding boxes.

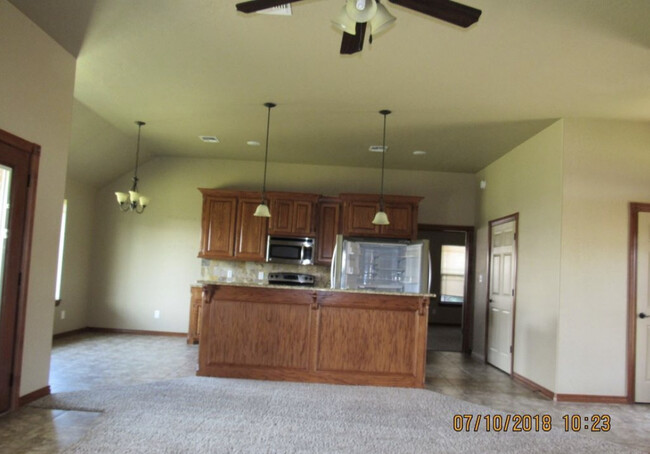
[640,313,648,319]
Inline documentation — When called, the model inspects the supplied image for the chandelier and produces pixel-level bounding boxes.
[115,121,150,214]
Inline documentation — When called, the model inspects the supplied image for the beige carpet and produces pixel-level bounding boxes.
[31,376,638,453]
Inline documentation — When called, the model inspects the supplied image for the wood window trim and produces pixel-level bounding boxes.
[0,128,40,412]
[418,223,475,354]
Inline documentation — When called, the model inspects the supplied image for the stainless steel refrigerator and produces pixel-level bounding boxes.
[330,235,430,294]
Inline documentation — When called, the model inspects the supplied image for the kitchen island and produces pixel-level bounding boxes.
[197,282,431,388]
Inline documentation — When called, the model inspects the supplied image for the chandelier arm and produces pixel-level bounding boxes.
[134,122,142,182]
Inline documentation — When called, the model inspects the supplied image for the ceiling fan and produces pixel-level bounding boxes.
[235,0,482,55]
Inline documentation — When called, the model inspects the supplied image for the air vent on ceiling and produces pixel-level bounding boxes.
[369,145,388,153]
[199,136,220,143]
[258,4,292,16]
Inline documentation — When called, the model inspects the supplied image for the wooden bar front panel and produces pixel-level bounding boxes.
[198,285,428,388]
[316,306,416,374]
[203,299,311,370]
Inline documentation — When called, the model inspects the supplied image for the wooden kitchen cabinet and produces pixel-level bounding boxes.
[267,192,319,237]
[198,190,237,259]
[198,189,268,262]
[187,286,203,344]
[315,198,341,265]
[234,197,268,261]
[340,194,422,240]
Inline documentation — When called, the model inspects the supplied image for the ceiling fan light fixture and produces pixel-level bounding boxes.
[332,5,357,35]
[346,0,377,23]
[370,3,396,35]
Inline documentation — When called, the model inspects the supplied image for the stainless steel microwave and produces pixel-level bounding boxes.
[266,236,315,265]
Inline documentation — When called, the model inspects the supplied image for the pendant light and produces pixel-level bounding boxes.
[372,109,391,225]
[253,102,276,218]
[115,121,150,214]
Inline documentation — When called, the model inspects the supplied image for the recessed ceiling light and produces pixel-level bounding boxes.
[199,136,220,143]
[369,145,388,153]
[247,140,261,146]
[413,150,426,155]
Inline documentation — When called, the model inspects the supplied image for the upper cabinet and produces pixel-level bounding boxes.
[198,189,268,262]
[340,194,423,240]
[199,189,423,263]
[234,196,268,261]
[315,197,341,265]
[267,192,319,237]
[199,190,238,259]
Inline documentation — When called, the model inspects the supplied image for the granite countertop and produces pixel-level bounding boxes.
[197,280,435,298]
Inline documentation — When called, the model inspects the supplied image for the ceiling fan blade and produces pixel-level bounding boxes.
[340,22,366,55]
[236,0,304,14]
[388,0,481,28]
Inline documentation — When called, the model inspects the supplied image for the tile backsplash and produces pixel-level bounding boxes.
[200,259,331,288]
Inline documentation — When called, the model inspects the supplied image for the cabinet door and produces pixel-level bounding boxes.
[292,201,314,235]
[315,201,340,265]
[381,203,414,238]
[199,195,236,258]
[343,201,380,236]
[269,199,293,235]
[187,286,203,344]
[235,198,268,261]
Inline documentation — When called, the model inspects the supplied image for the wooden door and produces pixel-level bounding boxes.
[235,198,268,261]
[636,212,650,402]
[486,218,517,374]
[0,129,38,413]
[199,195,236,258]
[315,200,340,265]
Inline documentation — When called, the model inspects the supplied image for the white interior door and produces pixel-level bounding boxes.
[487,220,516,374]
[635,212,650,402]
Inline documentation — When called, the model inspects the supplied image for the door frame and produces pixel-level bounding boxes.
[484,213,519,374]
[626,202,650,403]
[0,128,39,412]
[418,223,475,354]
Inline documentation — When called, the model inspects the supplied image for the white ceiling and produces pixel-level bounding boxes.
[9,0,650,186]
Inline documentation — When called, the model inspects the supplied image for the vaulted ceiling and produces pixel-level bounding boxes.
[9,0,650,186]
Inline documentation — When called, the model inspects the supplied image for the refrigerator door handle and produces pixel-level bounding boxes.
[330,243,338,289]
[428,253,432,293]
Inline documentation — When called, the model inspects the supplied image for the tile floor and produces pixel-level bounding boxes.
[0,331,648,452]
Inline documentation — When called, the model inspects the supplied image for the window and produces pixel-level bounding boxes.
[54,200,67,302]
[440,245,466,305]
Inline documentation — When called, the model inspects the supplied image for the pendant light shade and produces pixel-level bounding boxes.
[372,109,391,226]
[254,102,276,218]
[372,210,389,225]
[253,203,271,217]
[115,121,149,214]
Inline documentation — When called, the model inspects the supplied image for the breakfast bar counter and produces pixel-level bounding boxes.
[197,283,430,388]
